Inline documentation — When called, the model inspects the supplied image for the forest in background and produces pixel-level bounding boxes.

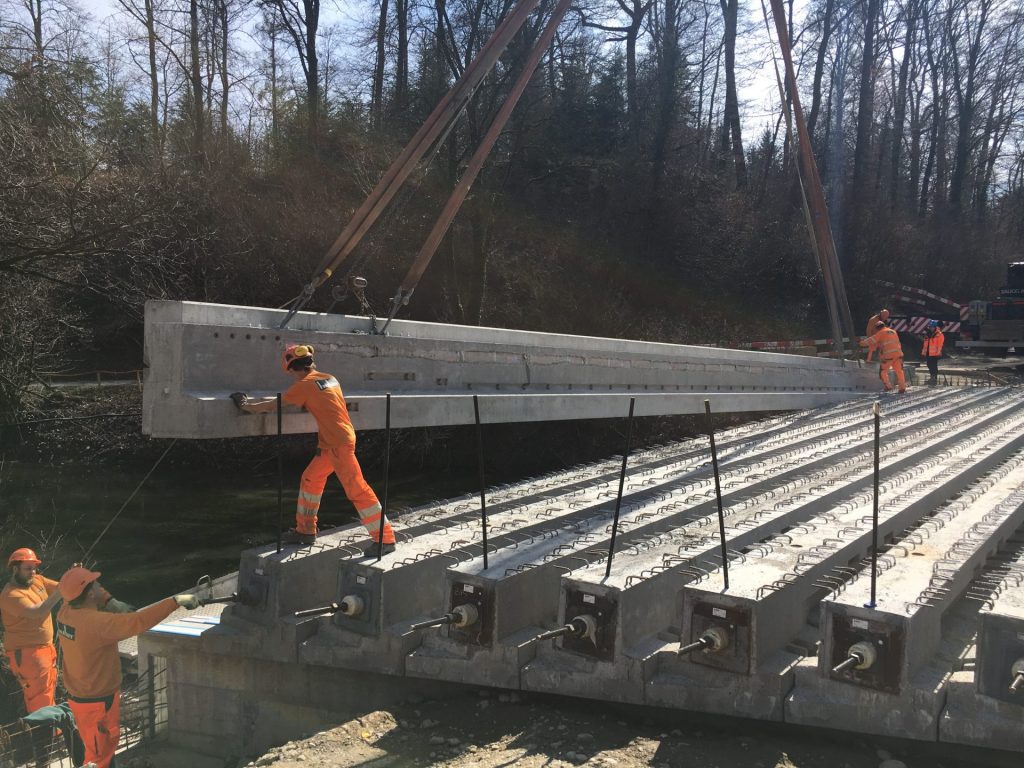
[1,0,1023,422]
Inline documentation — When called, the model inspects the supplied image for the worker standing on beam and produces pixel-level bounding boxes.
[864,309,890,361]
[860,321,907,394]
[232,344,397,554]
[921,320,945,386]
[0,548,62,714]
[55,566,200,768]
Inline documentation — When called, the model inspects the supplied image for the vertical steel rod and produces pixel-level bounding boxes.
[868,401,881,608]
[605,397,636,578]
[276,392,283,554]
[474,395,489,569]
[705,399,729,591]
[377,392,392,561]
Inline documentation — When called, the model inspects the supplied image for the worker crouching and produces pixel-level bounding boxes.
[232,343,397,556]
[860,321,907,394]
[55,566,200,768]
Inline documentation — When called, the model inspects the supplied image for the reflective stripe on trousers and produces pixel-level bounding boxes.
[297,446,394,542]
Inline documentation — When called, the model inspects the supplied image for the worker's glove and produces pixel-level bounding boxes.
[101,597,135,614]
[174,594,202,610]
[230,392,248,410]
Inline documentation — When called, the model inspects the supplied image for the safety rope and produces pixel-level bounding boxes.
[81,439,177,561]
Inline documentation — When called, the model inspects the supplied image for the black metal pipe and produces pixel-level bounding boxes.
[533,616,590,643]
[868,401,880,608]
[606,397,636,579]
[705,399,728,591]
[474,395,489,570]
[410,613,456,631]
[831,652,863,675]
[293,603,339,618]
[1010,671,1024,694]
[277,392,283,554]
[377,393,392,561]
[677,637,713,656]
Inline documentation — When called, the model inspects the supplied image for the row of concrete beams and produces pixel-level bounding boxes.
[214,388,988,668]
[943,541,1024,751]
[142,300,878,437]
[648,429,1024,722]
[213,390,1005,668]
[407,389,1020,692]
[521,392,1024,707]
[215,391,903,664]
[180,391,1024,753]
[785,448,1024,740]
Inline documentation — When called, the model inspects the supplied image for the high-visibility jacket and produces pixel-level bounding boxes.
[56,597,177,699]
[867,327,903,362]
[922,330,944,357]
[284,370,355,450]
[0,574,58,650]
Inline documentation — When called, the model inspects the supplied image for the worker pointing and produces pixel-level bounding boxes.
[0,548,62,714]
[860,321,907,394]
[232,343,397,555]
[55,566,201,768]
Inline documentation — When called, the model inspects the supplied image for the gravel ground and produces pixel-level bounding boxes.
[173,689,1019,768]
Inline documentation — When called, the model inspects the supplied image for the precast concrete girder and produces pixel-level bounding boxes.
[405,390,1003,689]
[522,391,1024,708]
[785,447,1024,740]
[262,392,967,672]
[141,389,1024,754]
[941,542,1024,751]
[652,421,1024,721]
[142,300,879,438]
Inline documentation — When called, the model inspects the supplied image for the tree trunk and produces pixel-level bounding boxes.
[371,0,389,129]
[851,0,881,204]
[145,0,160,156]
[304,0,320,149]
[719,0,746,188]
[807,0,835,145]
[219,0,230,138]
[189,0,204,165]
[889,0,918,203]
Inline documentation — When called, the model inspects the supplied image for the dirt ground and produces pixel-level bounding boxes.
[125,688,1018,768]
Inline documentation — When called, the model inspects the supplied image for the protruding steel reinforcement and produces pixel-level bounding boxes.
[277,392,283,554]
[605,398,636,578]
[475,395,489,570]
[868,401,880,608]
[705,399,729,591]
[377,392,392,562]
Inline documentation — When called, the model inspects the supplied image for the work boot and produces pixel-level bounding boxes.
[363,541,396,557]
[282,529,316,546]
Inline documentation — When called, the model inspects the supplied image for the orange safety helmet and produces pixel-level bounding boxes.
[8,548,42,567]
[58,566,101,601]
[281,343,315,372]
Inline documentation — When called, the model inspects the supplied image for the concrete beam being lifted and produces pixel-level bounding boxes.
[143,300,879,438]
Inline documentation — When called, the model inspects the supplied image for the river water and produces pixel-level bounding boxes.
[0,459,480,608]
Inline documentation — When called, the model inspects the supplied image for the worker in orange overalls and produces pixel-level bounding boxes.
[864,309,890,361]
[921,319,945,386]
[0,548,62,714]
[860,320,907,393]
[55,566,200,768]
[233,344,397,555]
